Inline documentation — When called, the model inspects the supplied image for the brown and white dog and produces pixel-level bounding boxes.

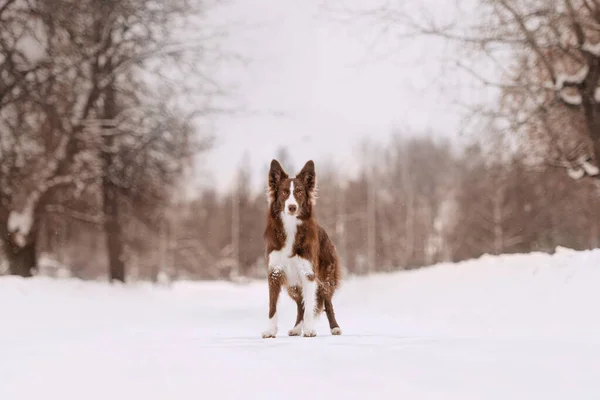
[262,159,342,338]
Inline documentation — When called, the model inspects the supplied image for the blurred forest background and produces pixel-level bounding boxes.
[2,0,600,282]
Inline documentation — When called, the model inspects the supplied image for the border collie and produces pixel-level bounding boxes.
[262,159,342,338]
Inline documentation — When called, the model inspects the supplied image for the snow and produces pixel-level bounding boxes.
[583,41,600,56]
[581,157,599,176]
[6,199,35,247]
[595,87,600,103]
[568,166,585,179]
[555,64,588,90]
[2,249,600,399]
[559,90,582,105]
[567,156,599,179]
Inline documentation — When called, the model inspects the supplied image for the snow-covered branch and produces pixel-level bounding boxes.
[594,87,600,103]
[7,196,35,247]
[558,90,582,105]
[582,40,600,56]
[566,155,599,180]
[555,65,589,90]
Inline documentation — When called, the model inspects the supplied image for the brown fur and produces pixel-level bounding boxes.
[263,159,342,337]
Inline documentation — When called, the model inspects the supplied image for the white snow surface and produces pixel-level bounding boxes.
[2,248,600,399]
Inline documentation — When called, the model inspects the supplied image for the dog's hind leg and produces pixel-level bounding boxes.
[324,297,342,335]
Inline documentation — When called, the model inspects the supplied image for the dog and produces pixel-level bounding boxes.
[262,159,342,338]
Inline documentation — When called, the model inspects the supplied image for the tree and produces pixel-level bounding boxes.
[450,145,531,258]
[234,154,265,275]
[0,0,226,280]
[74,0,221,283]
[0,0,98,277]
[343,0,600,179]
[374,135,457,268]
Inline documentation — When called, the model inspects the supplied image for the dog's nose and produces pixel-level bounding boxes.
[288,204,297,213]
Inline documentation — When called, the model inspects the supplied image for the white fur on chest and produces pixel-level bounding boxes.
[268,212,312,287]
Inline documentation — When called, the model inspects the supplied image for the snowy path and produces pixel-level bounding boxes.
[2,248,600,399]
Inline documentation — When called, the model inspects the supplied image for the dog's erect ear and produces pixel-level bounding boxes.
[267,159,288,202]
[297,160,317,204]
[269,159,288,187]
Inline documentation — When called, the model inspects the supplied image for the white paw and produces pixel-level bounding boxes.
[261,329,277,338]
[288,324,303,336]
[331,327,342,335]
[303,329,317,337]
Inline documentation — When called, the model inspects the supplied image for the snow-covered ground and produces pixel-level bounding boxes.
[2,247,600,399]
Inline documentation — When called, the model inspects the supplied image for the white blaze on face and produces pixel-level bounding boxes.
[284,180,299,215]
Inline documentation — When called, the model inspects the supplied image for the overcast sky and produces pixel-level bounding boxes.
[197,0,470,193]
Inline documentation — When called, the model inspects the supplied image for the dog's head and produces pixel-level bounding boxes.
[267,159,317,219]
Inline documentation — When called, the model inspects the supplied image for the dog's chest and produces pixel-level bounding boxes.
[268,213,311,286]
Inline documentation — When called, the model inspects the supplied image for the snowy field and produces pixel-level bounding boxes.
[2,247,600,400]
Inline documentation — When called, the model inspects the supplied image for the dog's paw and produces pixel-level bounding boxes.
[288,324,303,336]
[331,327,342,335]
[302,329,317,337]
[261,329,277,339]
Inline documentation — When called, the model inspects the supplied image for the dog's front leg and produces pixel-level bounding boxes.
[297,259,317,337]
[301,274,317,337]
[262,267,282,338]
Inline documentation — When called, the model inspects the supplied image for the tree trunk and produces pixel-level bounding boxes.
[103,180,125,282]
[1,207,38,277]
[102,82,126,283]
[580,88,600,164]
[4,235,37,277]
